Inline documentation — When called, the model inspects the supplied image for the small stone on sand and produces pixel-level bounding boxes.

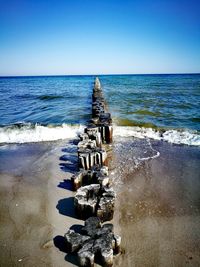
[42,240,54,249]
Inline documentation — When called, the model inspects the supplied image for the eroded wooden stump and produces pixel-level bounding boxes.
[60,78,121,267]
[64,217,121,267]
[74,185,116,222]
[71,165,110,191]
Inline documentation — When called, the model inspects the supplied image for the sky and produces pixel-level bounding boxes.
[0,0,200,76]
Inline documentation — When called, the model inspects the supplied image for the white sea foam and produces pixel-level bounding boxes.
[0,123,84,144]
[138,139,160,161]
[114,126,200,146]
[0,123,199,146]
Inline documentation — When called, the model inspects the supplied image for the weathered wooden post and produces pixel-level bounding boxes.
[62,77,121,267]
[64,217,121,267]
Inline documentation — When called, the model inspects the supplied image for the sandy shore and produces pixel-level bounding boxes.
[0,138,200,267]
[112,139,200,267]
[0,140,83,267]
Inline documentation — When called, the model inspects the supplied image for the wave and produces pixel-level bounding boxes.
[0,123,84,144]
[37,95,64,100]
[113,126,200,146]
[0,123,199,146]
[130,109,161,116]
[14,94,65,101]
[191,117,200,123]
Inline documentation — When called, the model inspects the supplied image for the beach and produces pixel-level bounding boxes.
[0,137,199,267]
[0,74,199,266]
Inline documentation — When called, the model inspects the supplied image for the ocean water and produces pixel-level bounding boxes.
[0,74,199,145]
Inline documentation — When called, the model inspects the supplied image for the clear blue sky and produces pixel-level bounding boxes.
[0,0,200,76]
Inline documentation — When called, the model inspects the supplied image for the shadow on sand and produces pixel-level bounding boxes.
[53,235,68,253]
[53,236,80,266]
[58,179,73,191]
[54,139,81,266]
[59,162,78,174]
[59,139,79,174]
[56,197,77,219]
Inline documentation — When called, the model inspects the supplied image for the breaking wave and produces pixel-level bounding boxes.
[0,123,199,146]
[0,123,84,144]
[114,126,200,146]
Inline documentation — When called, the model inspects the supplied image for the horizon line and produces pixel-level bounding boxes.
[0,72,200,78]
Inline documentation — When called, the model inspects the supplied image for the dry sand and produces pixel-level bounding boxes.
[0,138,200,267]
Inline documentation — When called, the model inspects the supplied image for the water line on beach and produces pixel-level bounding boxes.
[138,138,160,161]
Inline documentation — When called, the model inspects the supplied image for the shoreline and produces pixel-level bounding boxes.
[0,124,199,147]
[0,138,199,266]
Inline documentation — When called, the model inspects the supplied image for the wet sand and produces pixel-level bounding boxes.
[0,138,200,267]
[112,139,200,267]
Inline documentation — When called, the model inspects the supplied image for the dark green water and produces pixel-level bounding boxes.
[101,74,200,131]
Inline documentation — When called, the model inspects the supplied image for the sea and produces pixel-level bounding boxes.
[0,74,200,145]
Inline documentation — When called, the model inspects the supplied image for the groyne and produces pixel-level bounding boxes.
[63,77,121,267]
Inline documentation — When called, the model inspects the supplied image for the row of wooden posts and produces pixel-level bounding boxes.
[63,78,121,267]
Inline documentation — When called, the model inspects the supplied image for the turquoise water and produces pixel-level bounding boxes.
[0,74,199,144]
